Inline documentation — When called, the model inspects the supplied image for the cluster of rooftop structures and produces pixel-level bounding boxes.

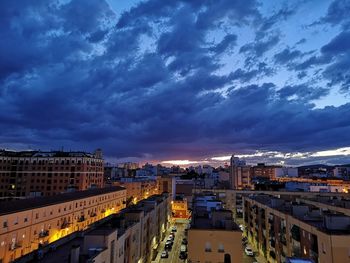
[187,193,243,262]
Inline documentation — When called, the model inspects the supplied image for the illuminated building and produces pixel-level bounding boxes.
[0,150,104,197]
[243,194,350,263]
[0,186,126,263]
[23,193,171,263]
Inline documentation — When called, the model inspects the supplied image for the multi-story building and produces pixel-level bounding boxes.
[274,167,298,178]
[156,176,174,199]
[192,188,350,226]
[0,150,104,197]
[172,196,189,218]
[188,194,243,262]
[24,193,171,263]
[113,178,159,204]
[250,163,282,180]
[229,155,251,189]
[333,166,350,179]
[0,186,126,263]
[243,194,350,263]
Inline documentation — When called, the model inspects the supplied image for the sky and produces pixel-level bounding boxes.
[1,0,350,166]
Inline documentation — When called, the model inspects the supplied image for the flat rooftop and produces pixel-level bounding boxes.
[0,150,100,158]
[0,186,125,215]
[246,194,350,235]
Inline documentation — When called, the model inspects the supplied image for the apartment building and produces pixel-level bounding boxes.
[250,163,282,179]
[229,155,251,189]
[0,186,126,263]
[187,194,243,263]
[156,176,174,198]
[26,193,171,263]
[0,150,104,197]
[172,196,189,218]
[243,194,350,263]
[113,178,159,204]
[193,189,350,224]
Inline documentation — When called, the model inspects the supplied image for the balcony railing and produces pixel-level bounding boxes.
[39,230,49,238]
[9,242,22,251]
[61,221,70,229]
[77,216,85,222]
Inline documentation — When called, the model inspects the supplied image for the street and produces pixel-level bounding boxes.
[154,220,260,263]
[154,221,188,263]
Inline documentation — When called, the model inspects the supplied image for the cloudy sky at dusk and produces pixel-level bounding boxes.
[1,0,350,166]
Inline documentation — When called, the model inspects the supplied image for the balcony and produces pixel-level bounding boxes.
[9,242,22,251]
[101,209,106,213]
[77,215,85,222]
[39,230,49,238]
[90,212,97,217]
[61,221,70,229]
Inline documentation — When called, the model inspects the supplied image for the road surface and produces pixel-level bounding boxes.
[154,221,188,263]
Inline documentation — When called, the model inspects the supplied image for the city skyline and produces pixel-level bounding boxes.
[1,0,350,166]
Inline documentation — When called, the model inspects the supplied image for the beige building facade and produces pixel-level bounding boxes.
[0,186,126,263]
[188,228,243,263]
[243,194,350,263]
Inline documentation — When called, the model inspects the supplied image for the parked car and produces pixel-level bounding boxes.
[244,246,254,256]
[181,238,188,245]
[161,250,169,258]
[179,251,187,260]
[242,239,248,246]
[165,241,173,250]
[180,244,187,253]
[171,226,177,232]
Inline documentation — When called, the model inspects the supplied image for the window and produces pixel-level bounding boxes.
[3,221,8,228]
[205,242,211,252]
[218,243,224,253]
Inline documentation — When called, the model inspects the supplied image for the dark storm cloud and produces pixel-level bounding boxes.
[321,0,350,28]
[258,5,296,33]
[239,33,280,58]
[274,48,304,65]
[292,30,350,92]
[0,0,350,163]
[209,34,237,55]
[277,84,329,101]
[229,63,274,82]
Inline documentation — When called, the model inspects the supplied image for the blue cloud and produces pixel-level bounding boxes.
[0,0,350,164]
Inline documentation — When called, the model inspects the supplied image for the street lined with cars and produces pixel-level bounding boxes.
[154,221,188,263]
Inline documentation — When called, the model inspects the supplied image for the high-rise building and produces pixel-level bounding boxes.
[229,155,251,189]
[0,149,104,197]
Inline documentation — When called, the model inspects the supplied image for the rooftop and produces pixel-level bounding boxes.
[0,186,125,215]
[246,194,350,235]
[0,150,101,158]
